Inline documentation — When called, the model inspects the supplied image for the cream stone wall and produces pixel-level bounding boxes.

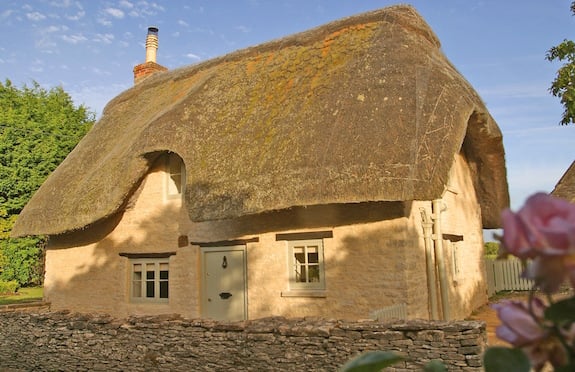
[441,151,488,319]
[422,151,488,320]
[45,155,199,318]
[44,150,485,320]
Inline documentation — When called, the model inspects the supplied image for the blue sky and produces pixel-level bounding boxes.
[1,0,574,213]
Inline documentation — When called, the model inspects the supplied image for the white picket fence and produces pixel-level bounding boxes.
[485,258,533,296]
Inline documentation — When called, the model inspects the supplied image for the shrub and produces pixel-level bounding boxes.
[0,280,20,295]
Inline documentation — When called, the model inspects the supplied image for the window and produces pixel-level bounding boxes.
[166,153,185,198]
[442,234,463,282]
[288,239,325,290]
[276,231,331,297]
[131,260,169,302]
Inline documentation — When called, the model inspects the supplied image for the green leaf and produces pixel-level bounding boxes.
[340,351,403,372]
[423,360,447,372]
[545,297,575,324]
[483,347,530,372]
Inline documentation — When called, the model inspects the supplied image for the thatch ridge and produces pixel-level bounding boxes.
[12,5,508,237]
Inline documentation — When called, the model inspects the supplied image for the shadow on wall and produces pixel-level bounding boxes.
[188,200,407,242]
[43,197,187,316]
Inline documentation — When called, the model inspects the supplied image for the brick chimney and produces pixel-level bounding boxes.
[133,26,168,84]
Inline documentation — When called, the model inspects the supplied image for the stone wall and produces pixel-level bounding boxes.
[0,310,486,371]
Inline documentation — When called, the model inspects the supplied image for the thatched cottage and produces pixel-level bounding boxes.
[552,161,575,202]
[12,5,508,321]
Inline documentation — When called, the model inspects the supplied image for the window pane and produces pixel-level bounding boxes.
[146,263,155,280]
[308,265,320,282]
[168,154,184,196]
[146,281,155,297]
[307,245,319,264]
[169,174,182,194]
[169,157,181,174]
[132,264,142,297]
[160,270,169,280]
[296,266,307,283]
[132,271,142,281]
[294,246,305,264]
[132,281,142,297]
[160,281,169,298]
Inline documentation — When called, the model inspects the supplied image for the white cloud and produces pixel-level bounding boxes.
[104,8,125,19]
[93,33,115,44]
[1,9,14,19]
[44,25,61,33]
[119,0,134,9]
[30,59,45,73]
[65,10,85,21]
[61,33,88,44]
[235,25,250,33]
[178,20,189,27]
[48,0,74,8]
[186,53,201,60]
[97,17,112,26]
[35,34,58,49]
[26,12,47,21]
[90,67,112,76]
[127,1,165,17]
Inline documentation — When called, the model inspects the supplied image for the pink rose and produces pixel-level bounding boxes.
[493,298,568,370]
[500,193,575,258]
[499,193,575,293]
[492,298,547,346]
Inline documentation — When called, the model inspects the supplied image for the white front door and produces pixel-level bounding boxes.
[201,246,247,321]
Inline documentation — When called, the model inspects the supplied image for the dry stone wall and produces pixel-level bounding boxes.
[0,309,486,371]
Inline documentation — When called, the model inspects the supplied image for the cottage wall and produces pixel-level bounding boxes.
[440,152,489,318]
[44,151,484,321]
[407,151,487,320]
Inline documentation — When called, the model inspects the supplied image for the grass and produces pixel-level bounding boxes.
[0,286,43,305]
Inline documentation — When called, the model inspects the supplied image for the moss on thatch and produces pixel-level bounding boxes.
[12,5,508,237]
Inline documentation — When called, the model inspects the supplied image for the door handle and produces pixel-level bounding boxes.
[219,292,232,299]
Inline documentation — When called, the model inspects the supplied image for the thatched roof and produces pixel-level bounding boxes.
[552,161,575,202]
[12,5,508,237]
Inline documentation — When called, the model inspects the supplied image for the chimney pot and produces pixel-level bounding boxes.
[133,26,167,84]
[145,26,159,63]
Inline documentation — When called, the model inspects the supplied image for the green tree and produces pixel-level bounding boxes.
[0,79,94,286]
[546,1,575,125]
[484,242,500,259]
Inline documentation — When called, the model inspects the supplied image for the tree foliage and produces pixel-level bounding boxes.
[0,79,94,285]
[546,1,575,125]
[484,242,500,259]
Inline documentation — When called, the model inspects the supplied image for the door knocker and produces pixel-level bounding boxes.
[222,255,228,269]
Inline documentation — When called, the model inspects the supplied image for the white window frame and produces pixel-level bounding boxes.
[130,259,170,303]
[287,239,326,291]
[165,153,185,199]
